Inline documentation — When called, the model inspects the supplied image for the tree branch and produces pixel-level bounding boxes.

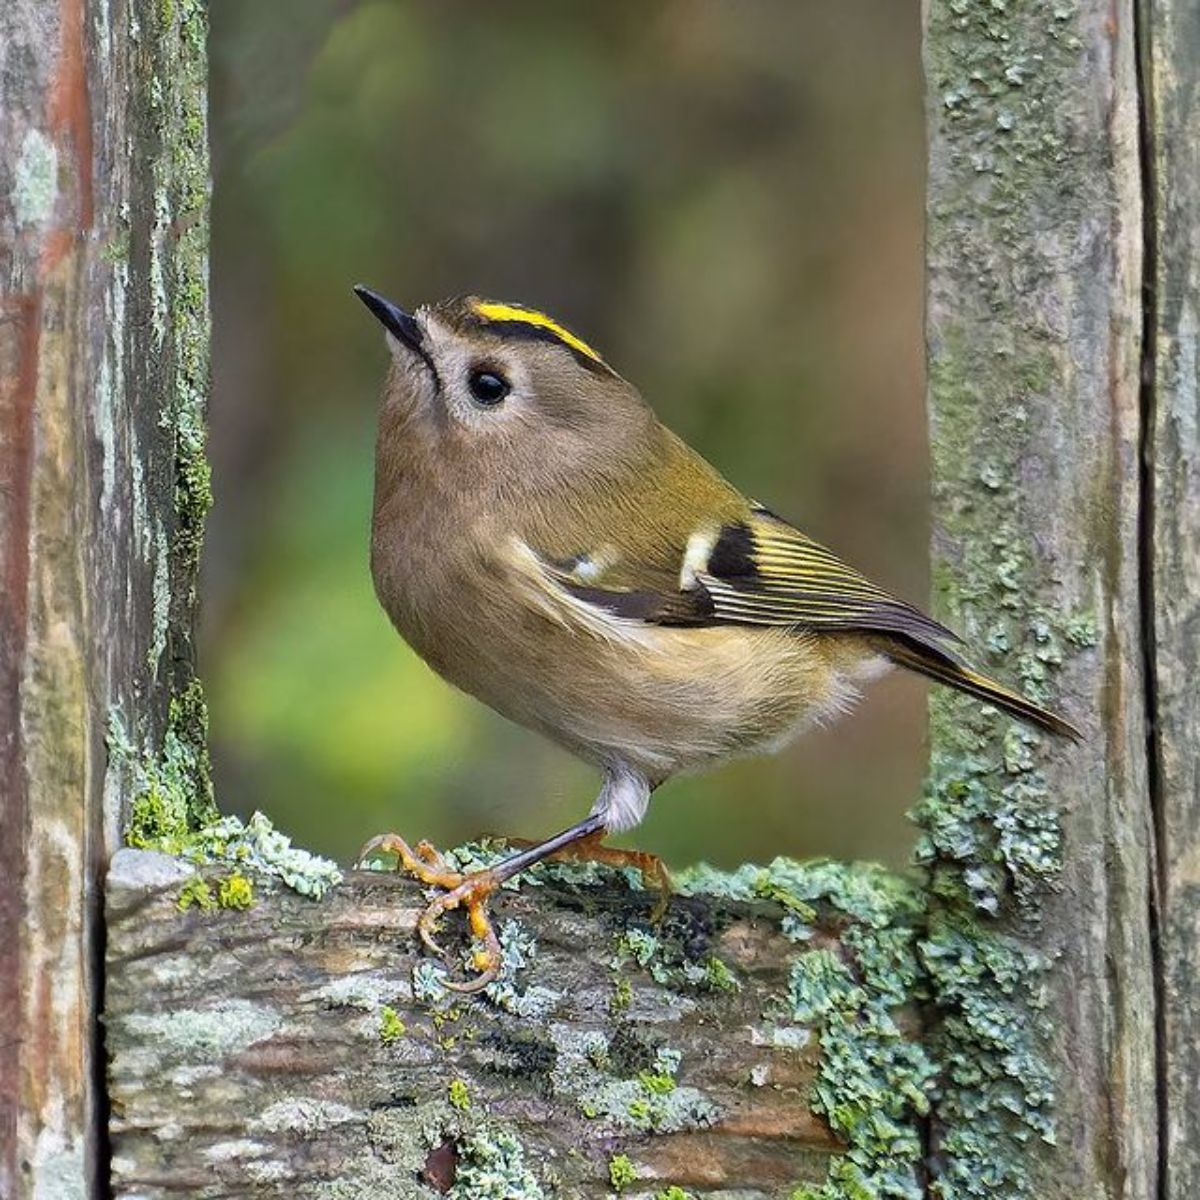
[105,848,934,1199]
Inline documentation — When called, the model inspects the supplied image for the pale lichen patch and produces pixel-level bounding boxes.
[12,128,58,229]
[251,1099,358,1136]
[123,999,282,1062]
[29,1128,84,1200]
[307,972,402,1011]
[204,1139,270,1162]
[449,1126,546,1200]
[549,1027,718,1135]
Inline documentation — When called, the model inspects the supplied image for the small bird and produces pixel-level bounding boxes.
[353,286,1079,990]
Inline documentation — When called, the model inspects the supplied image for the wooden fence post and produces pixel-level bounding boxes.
[920,0,1196,1195]
[1141,1,1200,1197]
[0,1,211,1195]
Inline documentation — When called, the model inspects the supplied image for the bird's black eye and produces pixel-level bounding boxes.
[467,368,510,407]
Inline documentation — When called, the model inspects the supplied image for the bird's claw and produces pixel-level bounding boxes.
[417,870,503,993]
[356,831,502,992]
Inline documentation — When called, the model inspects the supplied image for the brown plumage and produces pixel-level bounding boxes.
[354,287,1080,990]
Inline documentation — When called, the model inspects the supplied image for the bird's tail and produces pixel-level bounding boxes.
[880,638,1082,741]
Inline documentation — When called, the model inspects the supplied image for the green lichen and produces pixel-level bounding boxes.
[152,0,213,602]
[1064,612,1097,648]
[610,976,632,1014]
[101,230,131,264]
[176,870,253,913]
[920,916,1055,1192]
[699,955,739,993]
[677,856,921,931]
[918,4,1102,1192]
[786,887,934,1197]
[412,961,453,1009]
[106,0,214,777]
[113,703,342,900]
[678,858,934,1197]
[115,680,215,848]
[218,871,255,910]
[378,1006,406,1045]
[637,1062,677,1096]
[607,1153,638,1193]
[447,1079,471,1112]
[610,921,741,994]
[548,1025,714,1136]
[613,927,659,968]
[480,921,562,1020]
[788,948,857,1025]
[908,723,1067,1197]
[183,811,342,897]
[177,876,215,912]
[654,1189,696,1200]
[912,371,1080,1196]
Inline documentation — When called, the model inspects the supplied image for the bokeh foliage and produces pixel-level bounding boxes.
[204,0,927,867]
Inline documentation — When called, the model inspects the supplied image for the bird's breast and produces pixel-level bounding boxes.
[374,526,882,780]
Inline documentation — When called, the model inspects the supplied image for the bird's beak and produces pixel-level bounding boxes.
[353,285,425,355]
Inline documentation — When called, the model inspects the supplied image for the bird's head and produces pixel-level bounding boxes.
[354,288,656,499]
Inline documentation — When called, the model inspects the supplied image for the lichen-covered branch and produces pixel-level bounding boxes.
[105,848,936,1200]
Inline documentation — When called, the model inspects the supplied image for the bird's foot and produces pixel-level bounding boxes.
[357,832,464,888]
[511,830,673,923]
[355,833,503,993]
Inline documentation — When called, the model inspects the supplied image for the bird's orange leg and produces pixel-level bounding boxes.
[356,814,609,993]
[513,829,673,922]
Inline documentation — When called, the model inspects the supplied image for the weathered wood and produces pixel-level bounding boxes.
[1142,2,1200,1197]
[921,2,1155,1197]
[103,850,891,1199]
[0,0,211,1194]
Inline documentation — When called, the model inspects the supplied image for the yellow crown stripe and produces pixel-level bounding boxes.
[473,301,605,365]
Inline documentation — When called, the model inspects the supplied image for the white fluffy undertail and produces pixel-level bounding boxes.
[589,761,652,834]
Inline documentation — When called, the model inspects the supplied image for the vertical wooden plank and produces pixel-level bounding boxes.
[921,2,1155,1196]
[1142,1,1200,1195]
[0,0,212,1194]
[1,5,96,1191]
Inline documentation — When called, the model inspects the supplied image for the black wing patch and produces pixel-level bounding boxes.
[698,508,963,649]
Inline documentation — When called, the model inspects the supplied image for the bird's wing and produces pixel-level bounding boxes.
[519,506,1084,740]
[525,503,962,649]
[692,506,963,646]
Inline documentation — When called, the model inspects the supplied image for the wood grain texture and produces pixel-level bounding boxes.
[105,851,852,1199]
[0,1,210,1195]
[1142,1,1200,1196]
[923,1,1155,1196]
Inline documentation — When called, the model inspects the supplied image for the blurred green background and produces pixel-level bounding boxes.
[203,0,928,870]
